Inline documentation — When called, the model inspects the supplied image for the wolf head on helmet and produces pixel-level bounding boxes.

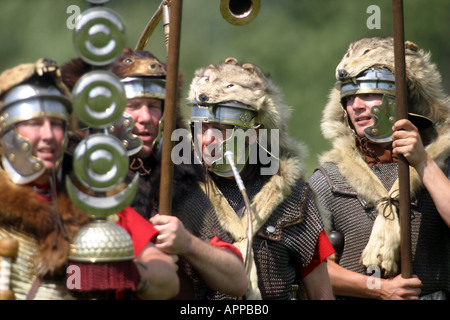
[188,57,290,132]
[322,37,450,146]
[61,48,175,158]
[110,48,168,158]
[188,57,307,178]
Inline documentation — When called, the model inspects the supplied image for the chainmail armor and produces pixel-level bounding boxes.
[309,160,450,296]
[171,182,237,300]
[217,177,262,217]
[218,177,325,300]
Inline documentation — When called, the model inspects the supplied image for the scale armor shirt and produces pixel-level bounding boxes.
[0,228,75,300]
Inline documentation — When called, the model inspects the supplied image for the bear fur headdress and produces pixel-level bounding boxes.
[318,37,450,276]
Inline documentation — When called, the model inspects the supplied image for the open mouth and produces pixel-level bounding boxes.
[38,147,55,155]
[356,116,372,123]
[136,132,153,142]
[37,147,58,162]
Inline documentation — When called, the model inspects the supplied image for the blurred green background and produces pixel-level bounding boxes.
[1,0,449,174]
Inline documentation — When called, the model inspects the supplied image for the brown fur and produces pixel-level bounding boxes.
[60,58,92,92]
[0,58,71,104]
[61,47,168,91]
[108,47,166,78]
[0,170,91,276]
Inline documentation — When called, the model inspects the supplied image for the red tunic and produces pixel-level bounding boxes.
[299,230,335,277]
[117,206,243,260]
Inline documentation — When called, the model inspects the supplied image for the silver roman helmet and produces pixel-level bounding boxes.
[0,60,72,184]
[339,67,432,143]
[121,76,166,101]
[190,100,259,178]
[106,48,168,157]
[118,76,166,156]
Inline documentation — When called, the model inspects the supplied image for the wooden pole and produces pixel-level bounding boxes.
[158,0,182,215]
[392,0,412,278]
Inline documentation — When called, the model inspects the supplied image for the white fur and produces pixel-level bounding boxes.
[318,37,450,276]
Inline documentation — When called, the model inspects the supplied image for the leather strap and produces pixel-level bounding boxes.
[26,276,42,300]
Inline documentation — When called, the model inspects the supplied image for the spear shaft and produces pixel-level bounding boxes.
[392,0,412,279]
[158,0,182,215]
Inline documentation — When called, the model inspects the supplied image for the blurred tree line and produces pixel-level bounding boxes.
[0,0,449,174]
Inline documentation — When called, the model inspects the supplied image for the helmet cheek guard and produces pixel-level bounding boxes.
[364,95,396,143]
[189,101,258,178]
[338,67,432,143]
[107,112,143,156]
[114,76,166,156]
[0,81,71,184]
[210,128,253,178]
[1,129,46,184]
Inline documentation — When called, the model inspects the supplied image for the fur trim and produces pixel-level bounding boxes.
[0,170,91,276]
[189,58,309,296]
[319,37,450,276]
[201,154,305,299]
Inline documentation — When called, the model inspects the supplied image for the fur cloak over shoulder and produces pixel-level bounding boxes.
[0,169,91,277]
[318,37,450,276]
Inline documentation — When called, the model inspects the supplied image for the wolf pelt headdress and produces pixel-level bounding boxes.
[187,57,308,298]
[319,37,450,276]
[188,57,308,172]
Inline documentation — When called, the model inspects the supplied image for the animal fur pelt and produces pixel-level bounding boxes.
[61,47,187,134]
[187,57,308,163]
[0,58,72,104]
[188,58,308,298]
[319,37,450,276]
[0,170,91,277]
[61,47,168,91]
[0,58,77,136]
